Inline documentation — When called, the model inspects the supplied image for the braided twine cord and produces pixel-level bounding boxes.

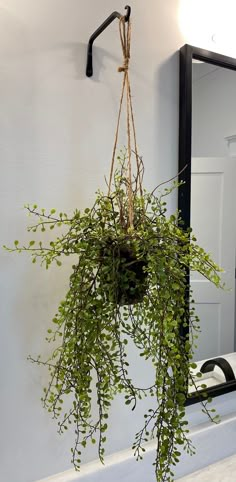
[108,16,143,228]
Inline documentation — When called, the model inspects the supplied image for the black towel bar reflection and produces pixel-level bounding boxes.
[86,5,131,77]
[200,357,235,382]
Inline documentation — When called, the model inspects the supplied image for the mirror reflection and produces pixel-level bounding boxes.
[189,60,236,393]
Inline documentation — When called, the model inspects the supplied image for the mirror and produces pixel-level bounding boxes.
[179,45,236,403]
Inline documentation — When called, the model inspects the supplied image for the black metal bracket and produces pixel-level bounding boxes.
[86,5,131,77]
[200,357,235,382]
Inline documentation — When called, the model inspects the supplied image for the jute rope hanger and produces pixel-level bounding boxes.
[108,16,143,229]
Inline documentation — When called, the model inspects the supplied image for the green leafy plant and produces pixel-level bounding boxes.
[4,150,222,482]
[4,16,223,482]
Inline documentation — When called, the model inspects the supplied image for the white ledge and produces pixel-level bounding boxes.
[36,410,236,482]
[177,453,236,481]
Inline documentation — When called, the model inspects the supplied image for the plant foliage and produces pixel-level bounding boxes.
[5,152,222,482]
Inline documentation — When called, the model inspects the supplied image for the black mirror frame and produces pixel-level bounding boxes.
[178,44,236,405]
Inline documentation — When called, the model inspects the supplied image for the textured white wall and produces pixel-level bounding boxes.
[1,1,235,482]
[0,2,183,481]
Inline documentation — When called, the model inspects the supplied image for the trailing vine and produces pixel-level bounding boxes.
[5,153,222,482]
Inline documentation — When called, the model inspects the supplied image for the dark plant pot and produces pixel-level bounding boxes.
[100,240,148,305]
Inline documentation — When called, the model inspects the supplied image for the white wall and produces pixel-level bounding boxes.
[0,2,183,481]
[0,1,236,482]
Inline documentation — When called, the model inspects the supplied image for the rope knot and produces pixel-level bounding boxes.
[117,16,131,73]
[118,56,130,73]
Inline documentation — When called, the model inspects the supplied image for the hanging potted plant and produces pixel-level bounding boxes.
[4,14,222,482]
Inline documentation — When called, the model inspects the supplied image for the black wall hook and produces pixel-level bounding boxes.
[86,5,131,77]
[124,5,131,21]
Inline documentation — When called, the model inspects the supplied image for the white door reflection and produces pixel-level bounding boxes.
[191,157,236,361]
[190,61,236,364]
